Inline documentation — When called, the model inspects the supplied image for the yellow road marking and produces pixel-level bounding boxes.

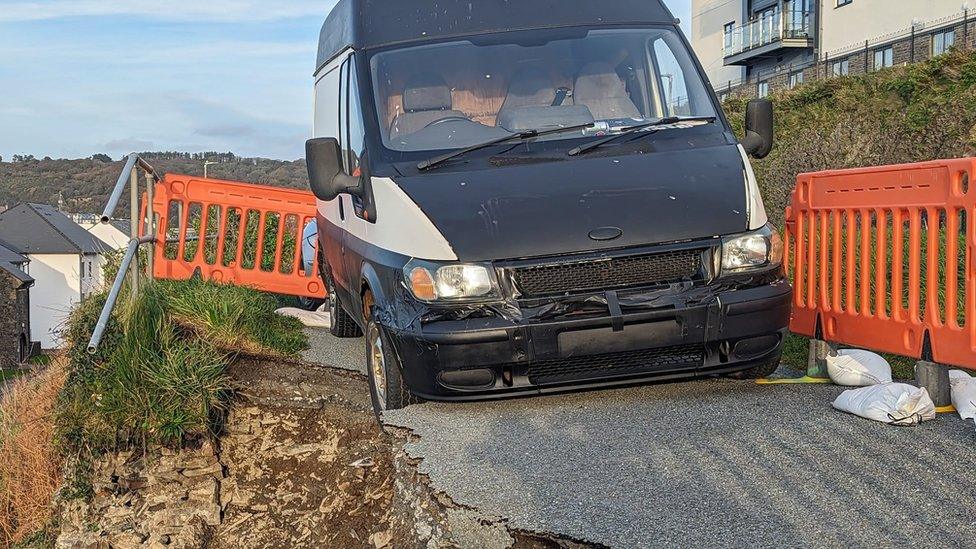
[756,376,833,385]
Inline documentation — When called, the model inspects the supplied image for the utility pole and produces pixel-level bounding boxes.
[203,160,218,179]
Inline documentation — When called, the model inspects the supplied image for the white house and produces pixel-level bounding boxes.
[75,215,131,251]
[0,203,112,349]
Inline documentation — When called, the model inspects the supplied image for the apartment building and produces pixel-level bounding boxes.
[691,0,975,98]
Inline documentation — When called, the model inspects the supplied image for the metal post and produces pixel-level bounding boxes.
[916,360,951,408]
[807,339,836,379]
[129,166,140,296]
[144,172,155,280]
[966,9,970,46]
[864,40,869,73]
[102,154,139,223]
[910,26,915,63]
[88,236,156,353]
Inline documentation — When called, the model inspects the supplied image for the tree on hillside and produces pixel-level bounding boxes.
[91,154,112,163]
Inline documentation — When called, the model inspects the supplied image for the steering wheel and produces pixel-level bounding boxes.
[424,116,471,129]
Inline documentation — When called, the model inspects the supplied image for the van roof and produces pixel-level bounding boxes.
[316,0,676,73]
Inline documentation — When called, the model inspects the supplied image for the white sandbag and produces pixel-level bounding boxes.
[826,349,892,386]
[949,370,976,421]
[275,307,332,328]
[832,383,936,426]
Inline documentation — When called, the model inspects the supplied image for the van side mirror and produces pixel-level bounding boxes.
[741,99,774,159]
[305,138,362,201]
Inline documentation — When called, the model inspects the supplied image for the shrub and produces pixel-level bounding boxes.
[0,361,67,545]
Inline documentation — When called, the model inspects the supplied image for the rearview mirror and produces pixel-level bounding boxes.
[305,138,361,201]
[741,99,773,159]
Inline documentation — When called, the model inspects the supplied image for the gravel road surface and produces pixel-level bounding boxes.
[305,328,976,547]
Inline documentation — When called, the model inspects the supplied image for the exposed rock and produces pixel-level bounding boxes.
[56,442,223,548]
[54,357,595,548]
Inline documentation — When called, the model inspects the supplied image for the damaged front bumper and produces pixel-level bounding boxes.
[383,268,792,401]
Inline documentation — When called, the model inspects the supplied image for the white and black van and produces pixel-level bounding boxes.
[306,0,790,416]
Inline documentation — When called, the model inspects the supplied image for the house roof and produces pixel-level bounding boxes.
[0,203,112,255]
[109,219,132,236]
[0,240,26,265]
[0,241,33,287]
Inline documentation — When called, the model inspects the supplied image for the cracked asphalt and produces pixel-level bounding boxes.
[303,328,976,548]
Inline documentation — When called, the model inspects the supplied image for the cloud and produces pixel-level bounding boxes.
[102,138,156,151]
[0,0,339,23]
[195,124,258,138]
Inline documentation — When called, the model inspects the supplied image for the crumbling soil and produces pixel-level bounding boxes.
[56,355,595,548]
[211,358,396,548]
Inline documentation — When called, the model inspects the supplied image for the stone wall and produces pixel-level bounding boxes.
[56,442,224,549]
[0,272,30,368]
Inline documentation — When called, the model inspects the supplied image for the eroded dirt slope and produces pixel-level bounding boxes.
[211,358,395,548]
[56,354,590,548]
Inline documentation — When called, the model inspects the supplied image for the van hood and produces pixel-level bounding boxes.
[393,144,750,262]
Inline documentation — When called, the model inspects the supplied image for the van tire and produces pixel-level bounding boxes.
[366,315,422,422]
[326,272,362,338]
[729,351,783,380]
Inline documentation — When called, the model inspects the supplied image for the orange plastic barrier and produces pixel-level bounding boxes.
[785,158,976,369]
[147,174,325,299]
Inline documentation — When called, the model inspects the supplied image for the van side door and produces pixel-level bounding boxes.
[313,52,349,293]
[337,54,371,316]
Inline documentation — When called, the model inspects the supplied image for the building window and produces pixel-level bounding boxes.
[758,80,770,98]
[873,47,894,70]
[932,30,955,56]
[788,70,804,89]
[723,22,735,56]
[831,59,850,76]
[836,0,852,6]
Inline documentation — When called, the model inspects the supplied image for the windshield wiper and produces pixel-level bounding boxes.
[567,116,717,157]
[417,122,595,171]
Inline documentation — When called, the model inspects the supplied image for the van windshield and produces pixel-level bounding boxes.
[369,27,717,153]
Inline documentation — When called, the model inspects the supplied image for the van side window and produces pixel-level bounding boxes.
[339,56,366,176]
[312,63,341,143]
[651,39,692,117]
[338,59,348,163]
[346,58,367,176]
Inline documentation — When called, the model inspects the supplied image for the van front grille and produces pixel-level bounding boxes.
[511,249,704,297]
[523,344,704,385]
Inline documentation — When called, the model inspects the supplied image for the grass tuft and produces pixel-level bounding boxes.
[55,278,308,459]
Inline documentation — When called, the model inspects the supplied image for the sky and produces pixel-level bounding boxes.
[0,0,692,161]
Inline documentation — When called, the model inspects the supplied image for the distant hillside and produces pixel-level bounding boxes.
[0,152,309,214]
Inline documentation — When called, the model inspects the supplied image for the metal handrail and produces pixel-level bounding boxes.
[87,235,156,352]
[100,153,158,223]
[88,153,160,353]
[723,7,813,58]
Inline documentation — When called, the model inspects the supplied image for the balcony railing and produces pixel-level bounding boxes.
[723,5,814,58]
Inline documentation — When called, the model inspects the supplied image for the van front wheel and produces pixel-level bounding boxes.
[366,317,422,421]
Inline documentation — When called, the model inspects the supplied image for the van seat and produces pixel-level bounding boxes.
[497,69,557,124]
[573,63,641,121]
[390,74,468,139]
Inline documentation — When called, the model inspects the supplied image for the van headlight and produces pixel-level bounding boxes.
[721,224,783,274]
[404,260,499,302]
